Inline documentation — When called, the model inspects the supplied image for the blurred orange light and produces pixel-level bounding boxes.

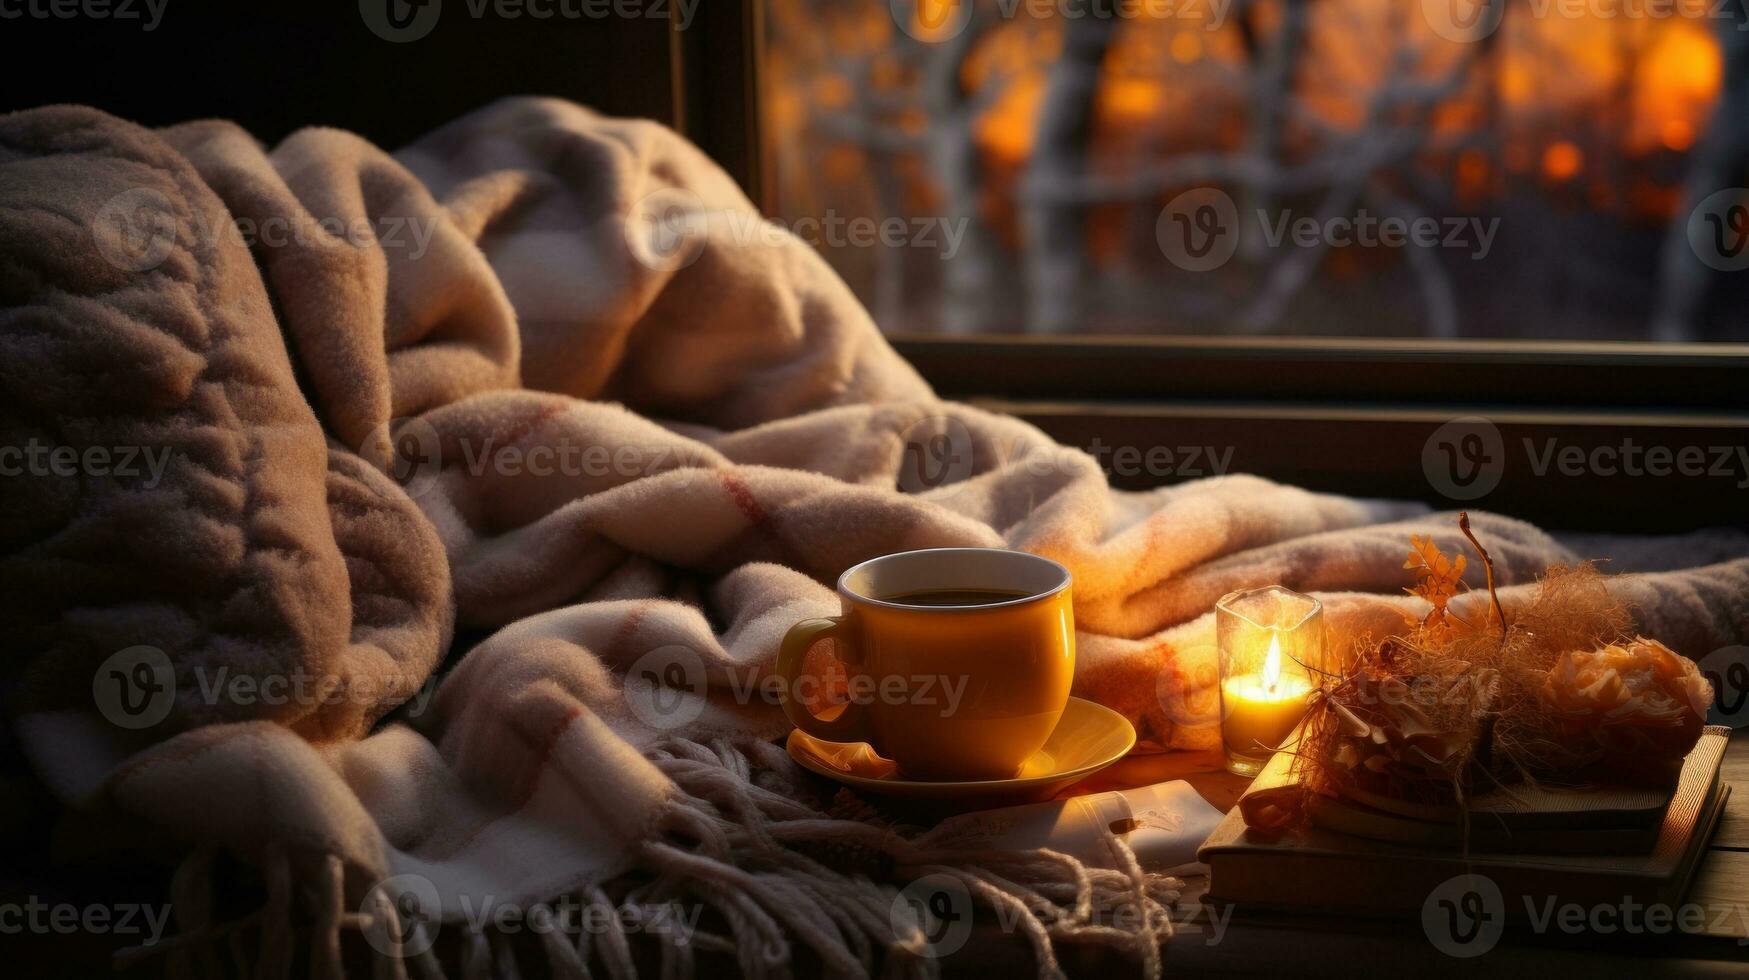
[1455,150,1490,198]
[1636,25,1720,155]
[1645,24,1723,97]
[1542,141,1584,182]
[912,0,962,43]
[974,72,1045,164]
[1103,79,1163,119]
[824,147,863,182]
[1661,119,1696,153]
[816,74,853,110]
[1170,33,1202,65]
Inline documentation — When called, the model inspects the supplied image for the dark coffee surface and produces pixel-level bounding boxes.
[882,588,1031,607]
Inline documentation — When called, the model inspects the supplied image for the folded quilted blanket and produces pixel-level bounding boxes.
[1,97,1745,978]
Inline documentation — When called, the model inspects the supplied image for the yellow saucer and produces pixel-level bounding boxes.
[786,697,1136,803]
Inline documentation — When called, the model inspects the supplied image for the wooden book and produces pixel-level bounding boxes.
[1199,726,1731,917]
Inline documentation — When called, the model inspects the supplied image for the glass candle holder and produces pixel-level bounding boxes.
[1217,586,1325,776]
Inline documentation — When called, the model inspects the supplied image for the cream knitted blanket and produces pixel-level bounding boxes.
[2,97,1745,978]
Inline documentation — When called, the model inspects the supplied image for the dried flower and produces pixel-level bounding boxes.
[1237,783,1307,833]
[1404,535,1467,629]
[1240,515,1711,836]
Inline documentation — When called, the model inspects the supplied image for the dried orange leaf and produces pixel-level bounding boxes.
[1405,535,1466,629]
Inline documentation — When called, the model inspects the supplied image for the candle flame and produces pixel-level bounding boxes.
[1262,634,1282,695]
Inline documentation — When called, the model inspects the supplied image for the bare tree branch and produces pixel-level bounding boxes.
[1240,0,1309,263]
[1019,8,1119,332]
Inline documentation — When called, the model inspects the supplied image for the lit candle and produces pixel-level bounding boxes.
[1217,586,1324,776]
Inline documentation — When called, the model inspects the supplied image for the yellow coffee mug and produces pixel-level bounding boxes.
[778,547,1075,780]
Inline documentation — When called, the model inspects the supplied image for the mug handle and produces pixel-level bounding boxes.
[777,617,870,743]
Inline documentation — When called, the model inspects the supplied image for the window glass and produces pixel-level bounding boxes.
[762,0,1747,341]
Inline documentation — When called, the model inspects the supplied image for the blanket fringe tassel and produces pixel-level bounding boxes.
[113,737,1182,980]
